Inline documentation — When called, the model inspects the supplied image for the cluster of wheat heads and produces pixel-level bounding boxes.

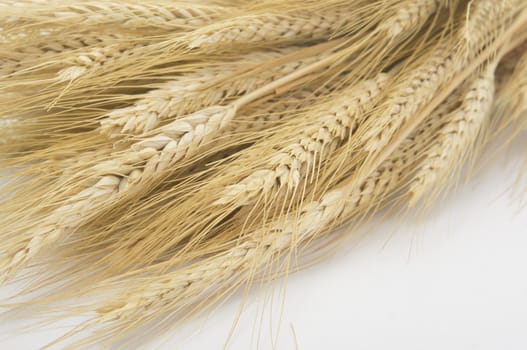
[1,0,527,347]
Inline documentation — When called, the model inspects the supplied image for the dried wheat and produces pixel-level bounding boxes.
[188,9,350,49]
[3,1,230,30]
[0,33,125,76]
[409,64,496,204]
[216,73,389,206]
[92,93,460,331]
[463,0,521,56]
[99,49,308,137]
[378,0,440,38]
[362,42,459,152]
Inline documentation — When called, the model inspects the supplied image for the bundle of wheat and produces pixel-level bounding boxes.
[1,0,527,348]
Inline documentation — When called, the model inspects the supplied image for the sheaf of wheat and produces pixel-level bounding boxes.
[1,0,527,348]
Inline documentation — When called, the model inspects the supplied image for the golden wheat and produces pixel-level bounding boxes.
[99,48,319,137]
[409,64,497,205]
[188,9,350,49]
[89,90,467,340]
[20,1,230,29]
[1,2,527,348]
[216,73,389,206]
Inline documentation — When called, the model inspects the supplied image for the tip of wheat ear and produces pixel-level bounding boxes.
[57,66,87,81]
[380,0,440,38]
[0,173,124,282]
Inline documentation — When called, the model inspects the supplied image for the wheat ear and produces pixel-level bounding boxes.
[0,33,126,76]
[463,0,521,56]
[188,8,350,49]
[361,42,460,153]
[56,43,146,82]
[98,44,337,138]
[0,172,122,282]
[225,83,337,135]
[215,73,390,206]
[409,64,497,205]
[362,0,524,153]
[378,0,440,38]
[13,1,230,30]
[98,48,313,137]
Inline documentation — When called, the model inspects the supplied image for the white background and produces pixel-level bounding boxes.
[1,137,526,349]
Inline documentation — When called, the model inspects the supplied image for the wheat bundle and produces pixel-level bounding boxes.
[1,0,527,348]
